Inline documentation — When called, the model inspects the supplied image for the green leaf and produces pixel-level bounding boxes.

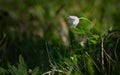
[0,67,8,75]
[89,39,97,44]
[66,66,73,75]
[8,55,28,75]
[92,35,99,40]
[72,28,89,34]
[71,55,78,66]
[32,67,40,75]
[109,26,113,32]
[18,55,27,75]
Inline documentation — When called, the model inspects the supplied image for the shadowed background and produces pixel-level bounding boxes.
[0,0,120,74]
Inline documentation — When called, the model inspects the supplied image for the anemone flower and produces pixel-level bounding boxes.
[68,16,80,28]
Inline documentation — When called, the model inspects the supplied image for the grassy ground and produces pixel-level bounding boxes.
[0,0,120,75]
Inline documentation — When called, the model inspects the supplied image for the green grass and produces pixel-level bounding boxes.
[0,0,120,75]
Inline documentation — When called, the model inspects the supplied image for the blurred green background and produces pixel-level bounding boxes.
[0,0,120,75]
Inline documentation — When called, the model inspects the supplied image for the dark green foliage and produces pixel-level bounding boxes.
[0,0,120,75]
[0,67,8,75]
[8,55,27,75]
[8,55,40,75]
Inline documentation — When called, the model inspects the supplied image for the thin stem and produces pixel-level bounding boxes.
[85,52,100,72]
[42,69,66,75]
[79,17,92,24]
[114,38,119,61]
[101,38,104,71]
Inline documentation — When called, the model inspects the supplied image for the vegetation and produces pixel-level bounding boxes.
[0,0,120,75]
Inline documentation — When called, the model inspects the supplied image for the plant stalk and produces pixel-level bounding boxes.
[101,38,104,71]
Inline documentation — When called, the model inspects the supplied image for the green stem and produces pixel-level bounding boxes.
[79,17,92,24]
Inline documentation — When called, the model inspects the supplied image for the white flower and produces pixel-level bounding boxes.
[68,16,80,28]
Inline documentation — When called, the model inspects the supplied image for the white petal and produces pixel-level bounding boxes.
[68,16,80,28]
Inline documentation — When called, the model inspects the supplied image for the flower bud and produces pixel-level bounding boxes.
[68,16,79,28]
